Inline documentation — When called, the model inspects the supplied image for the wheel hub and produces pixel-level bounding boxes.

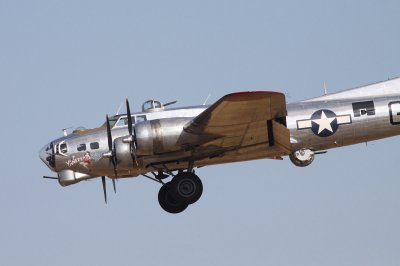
[178,180,195,196]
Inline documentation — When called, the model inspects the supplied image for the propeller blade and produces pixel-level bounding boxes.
[112,178,116,193]
[131,141,139,166]
[112,143,118,179]
[125,99,139,166]
[126,99,133,136]
[106,115,113,151]
[104,116,117,197]
[101,176,107,204]
[106,114,118,177]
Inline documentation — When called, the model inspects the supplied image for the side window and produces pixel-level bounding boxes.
[90,142,99,150]
[77,144,86,151]
[60,143,68,153]
[352,101,375,117]
[135,115,147,123]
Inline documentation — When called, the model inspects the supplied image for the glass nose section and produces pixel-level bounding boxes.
[39,145,48,164]
[39,143,55,170]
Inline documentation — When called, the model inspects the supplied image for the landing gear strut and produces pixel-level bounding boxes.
[157,171,203,214]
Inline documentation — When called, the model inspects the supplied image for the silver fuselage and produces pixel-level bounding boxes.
[39,78,400,182]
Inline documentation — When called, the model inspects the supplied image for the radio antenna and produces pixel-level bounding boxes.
[61,126,73,136]
[116,100,124,115]
[323,82,328,95]
[203,94,211,105]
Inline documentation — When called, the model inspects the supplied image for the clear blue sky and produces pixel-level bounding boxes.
[1,1,400,265]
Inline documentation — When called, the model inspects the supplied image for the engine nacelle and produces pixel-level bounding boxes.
[135,118,192,155]
[58,170,93,187]
[114,137,134,169]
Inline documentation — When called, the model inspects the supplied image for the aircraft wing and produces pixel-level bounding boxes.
[183,91,291,161]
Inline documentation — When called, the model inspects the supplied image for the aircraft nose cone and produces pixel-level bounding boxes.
[39,145,47,164]
[39,144,53,170]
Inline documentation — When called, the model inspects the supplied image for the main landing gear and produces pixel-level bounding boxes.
[143,169,203,214]
[158,172,203,214]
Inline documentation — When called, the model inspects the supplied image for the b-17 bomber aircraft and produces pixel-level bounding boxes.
[40,77,400,213]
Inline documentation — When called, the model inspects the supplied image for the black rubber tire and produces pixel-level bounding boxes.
[158,183,188,214]
[289,152,314,167]
[170,172,203,205]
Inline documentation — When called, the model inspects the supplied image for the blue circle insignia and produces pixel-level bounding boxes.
[310,109,338,137]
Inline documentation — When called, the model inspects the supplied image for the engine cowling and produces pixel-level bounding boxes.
[114,137,134,169]
[135,118,193,155]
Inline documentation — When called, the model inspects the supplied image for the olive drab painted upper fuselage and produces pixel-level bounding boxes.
[39,78,400,209]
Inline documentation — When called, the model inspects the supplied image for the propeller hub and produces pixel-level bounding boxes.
[102,151,113,158]
[122,135,134,143]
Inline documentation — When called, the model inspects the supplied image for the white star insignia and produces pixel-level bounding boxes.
[313,111,335,134]
[296,109,352,137]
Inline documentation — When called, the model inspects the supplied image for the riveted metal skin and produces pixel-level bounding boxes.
[287,95,400,152]
[39,78,400,186]
[135,117,194,155]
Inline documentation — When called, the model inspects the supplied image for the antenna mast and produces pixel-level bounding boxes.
[203,94,211,105]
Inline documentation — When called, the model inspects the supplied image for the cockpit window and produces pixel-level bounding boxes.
[135,115,146,123]
[77,144,86,151]
[115,116,135,127]
[90,142,99,150]
[115,117,127,127]
[60,143,68,153]
[100,116,119,128]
